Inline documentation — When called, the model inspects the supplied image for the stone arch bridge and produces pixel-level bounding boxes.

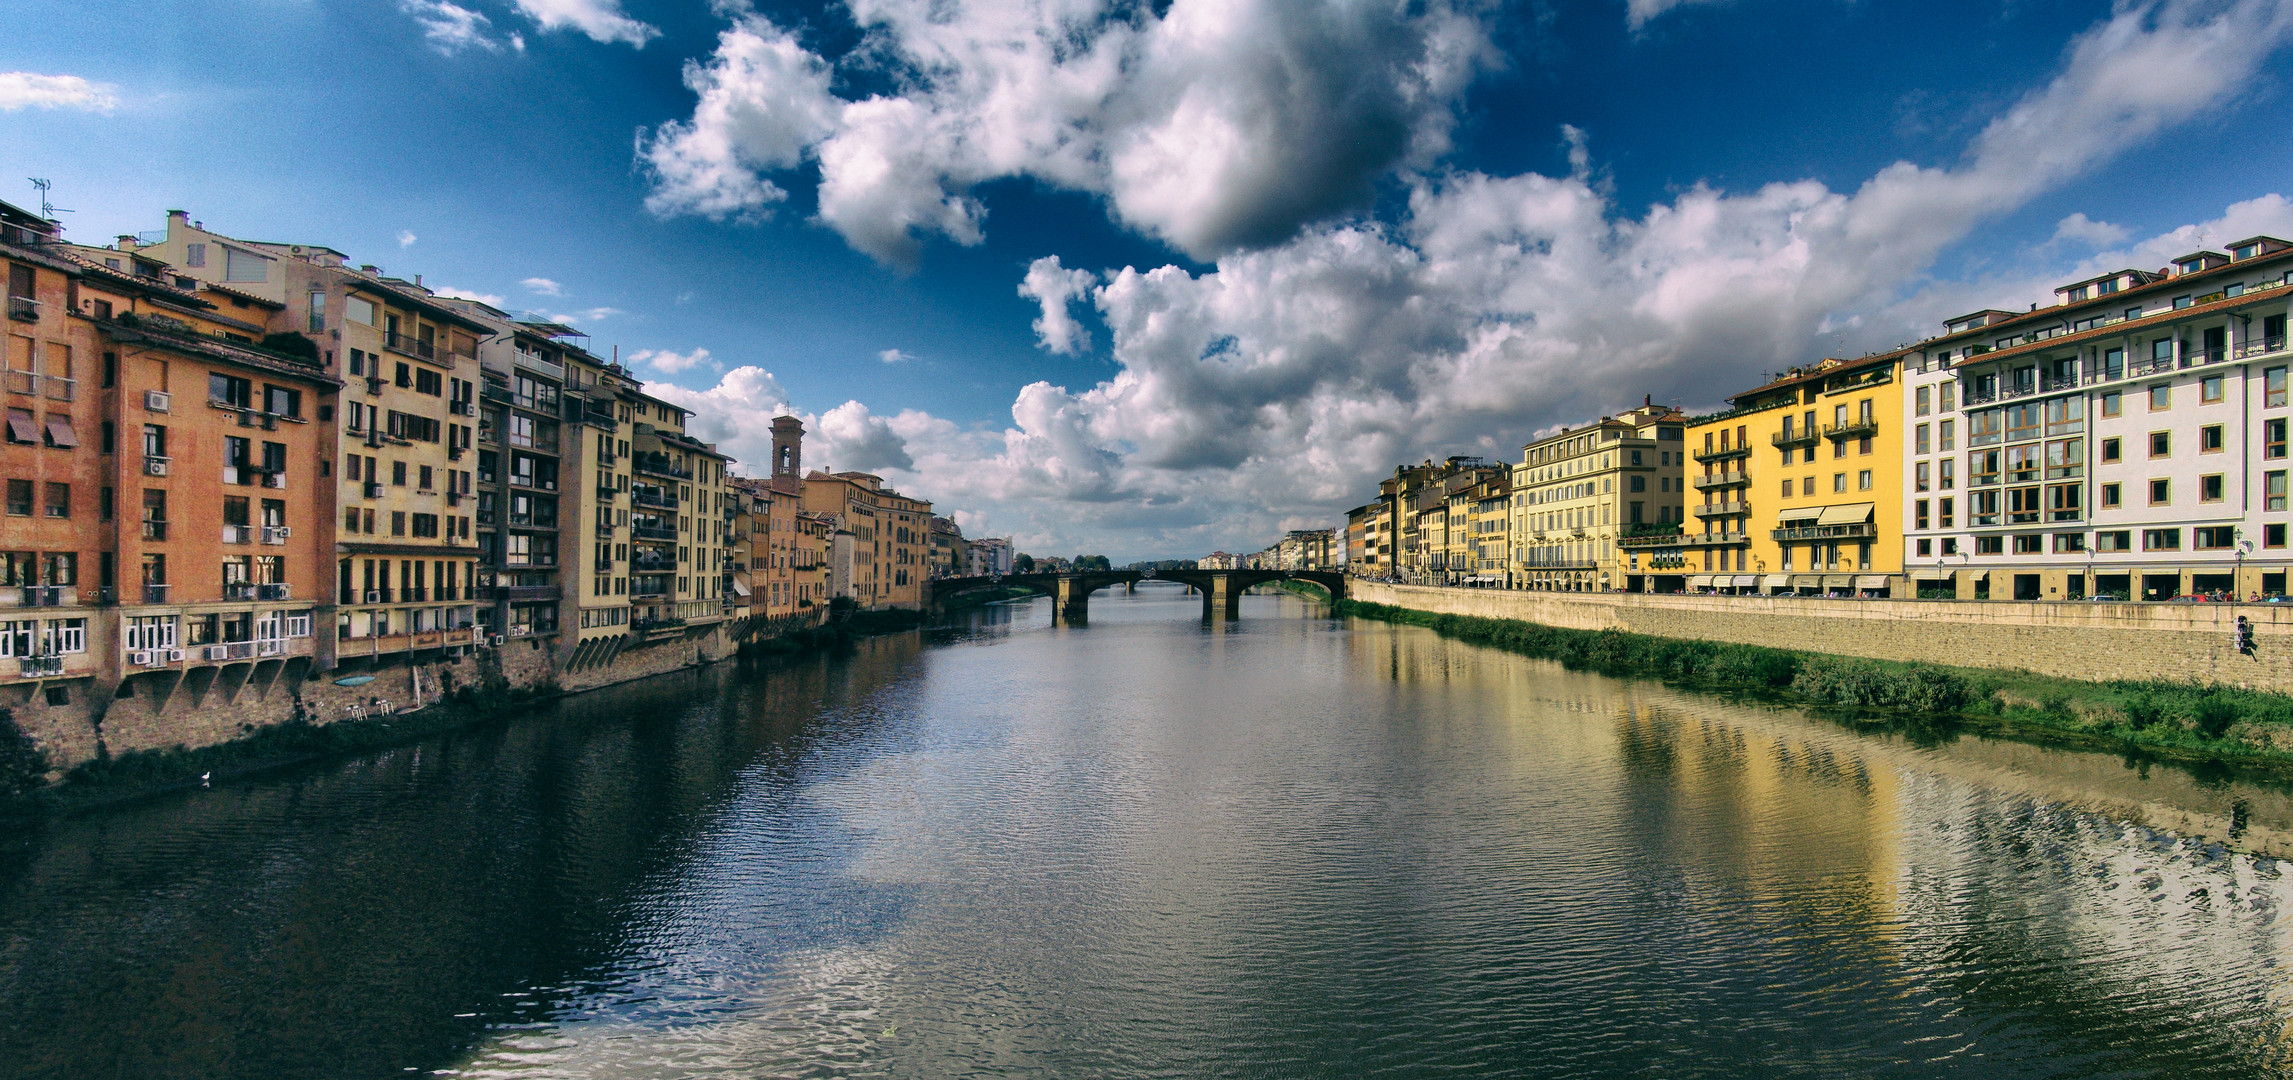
[929,569,1347,623]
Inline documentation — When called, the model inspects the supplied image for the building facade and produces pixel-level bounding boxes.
[1513,404,1685,592]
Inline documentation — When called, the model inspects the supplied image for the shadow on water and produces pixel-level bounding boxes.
[0,634,935,1080]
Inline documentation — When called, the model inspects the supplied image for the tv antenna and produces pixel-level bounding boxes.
[26,178,70,220]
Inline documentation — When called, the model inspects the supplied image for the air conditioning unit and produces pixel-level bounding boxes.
[144,456,170,476]
[364,481,384,498]
[203,645,230,660]
[450,400,473,415]
[271,526,291,540]
[261,413,278,430]
[165,649,185,662]
[263,472,286,489]
[221,466,241,485]
[365,429,384,448]
[364,590,383,603]
[127,650,151,666]
[489,634,506,646]
[143,390,171,412]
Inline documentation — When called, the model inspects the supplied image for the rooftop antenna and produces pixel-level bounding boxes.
[26,178,69,220]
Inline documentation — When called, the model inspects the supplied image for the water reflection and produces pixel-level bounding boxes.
[4,587,2293,1077]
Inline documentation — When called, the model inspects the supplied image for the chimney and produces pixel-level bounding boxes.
[361,264,377,273]
[116,234,137,252]
[414,274,423,288]
[166,210,188,228]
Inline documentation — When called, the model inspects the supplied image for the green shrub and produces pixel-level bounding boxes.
[1790,656,1973,712]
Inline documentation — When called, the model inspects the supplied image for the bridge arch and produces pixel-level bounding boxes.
[927,569,1343,623]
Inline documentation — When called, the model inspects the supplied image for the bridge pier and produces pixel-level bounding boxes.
[1053,576,1087,624]
[1203,572,1243,620]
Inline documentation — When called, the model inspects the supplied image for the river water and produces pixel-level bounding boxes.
[8,584,2293,1077]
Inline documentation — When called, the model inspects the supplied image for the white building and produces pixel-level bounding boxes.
[1900,236,2293,600]
[964,536,1014,577]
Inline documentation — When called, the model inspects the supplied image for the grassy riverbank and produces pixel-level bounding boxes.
[1337,599,2293,770]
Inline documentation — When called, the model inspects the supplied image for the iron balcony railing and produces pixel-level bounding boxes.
[1771,522,1880,542]
[1691,445,1750,463]
[1823,418,1878,440]
[1770,428,1819,448]
[1692,471,1748,490]
[18,654,65,677]
[384,331,435,360]
[2235,336,2289,361]
[1692,501,1748,517]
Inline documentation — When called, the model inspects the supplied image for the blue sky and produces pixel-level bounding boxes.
[7,0,2293,558]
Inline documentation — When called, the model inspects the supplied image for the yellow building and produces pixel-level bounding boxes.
[1512,404,1685,591]
[1683,352,1909,595]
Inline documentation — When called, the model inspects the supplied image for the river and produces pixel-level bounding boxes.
[6,584,2293,1077]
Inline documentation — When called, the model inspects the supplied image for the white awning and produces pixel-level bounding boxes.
[1855,575,1890,589]
[1816,502,1875,526]
[1762,574,1790,588]
[1778,506,1822,523]
[1789,574,1823,588]
[1822,574,1855,588]
[1733,575,1761,587]
[731,579,751,596]
[1688,575,1713,587]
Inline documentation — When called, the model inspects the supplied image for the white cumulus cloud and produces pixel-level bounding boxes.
[1019,255,1097,355]
[520,277,564,296]
[397,229,418,247]
[0,72,118,113]
[878,348,913,363]
[642,0,1495,267]
[513,0,659,46]
[2050,212,2131,249]
[629,347,713,373]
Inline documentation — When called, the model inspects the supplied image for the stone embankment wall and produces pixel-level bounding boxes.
[12,621,752,775]
[1352,582,2293,693]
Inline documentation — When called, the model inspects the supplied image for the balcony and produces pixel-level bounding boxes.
[17,655,64,678]
[142,584,172,604]
[384,331,436,361]
[262,526,290,545]
[1770,522,1880,542]
[631,454,692,481]
[17,586,73,607]
[7,295,39,321]
[43,375,74,401]
[3,369,33,394]
[1823,418,1878,441]
[507,474,558,491]
[1961,386,1999,407]
[2236,336,2289,361]
[222,582,256,600]
[1616,527,1685,549]
[630,488,677,510]
[1685,530,1750,546]
[256,583,292,601]
[1691,471,1748,490]
[2127,355,2177,378]
[1771,428,1819,449]
[505,431,559,453]
[2190,346,2231,367]
[1692,445,1750,464]
[495,584,560,601]
[202,642,257,661]
[1692,501,1748,517]
[631,523,678,542]
[596,485,619,502]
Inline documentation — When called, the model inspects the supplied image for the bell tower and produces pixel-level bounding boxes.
[770,415,804,478]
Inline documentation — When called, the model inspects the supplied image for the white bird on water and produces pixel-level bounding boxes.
[199,772,210,787]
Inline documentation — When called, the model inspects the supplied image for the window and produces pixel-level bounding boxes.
[2149,478,2170,505]
[395,362,412,388]
[4,479,28,516]
[391,511,406,536]
[1916,424,1930,454]
[42,482,66,518]
[1917,538,1932,557]
[1939,382,1955,412]
[2014,534,2044,554]
[2101,390,2121,418]
[223,246,266,282]
[2101,437,2120,463]
[2201,474,2224,502]
[1781,480,1793,498]
[209,373,252,408]
[2047,483,2081,522]
[2006,444,2041,483]
[263,385,301,418]
[1968,409,2002,446]
[1976,535,2004,555]
[1833,472,1847,493]
[392,460,407,486]
[2272,471,2288,512]
[345,295,375,325]
[2144,528,2181,551]
[1971,489,2000,526]
[1939,419,1954,450]
[2202,375,2225,404]
[1857,469,1872,491]
[2269,419,2289,460]
[2100,483,2121,509]
[411,513,439,538]
[1915,461,1930,492]
[2008,486,2042,524]
[2005,403,2040,443]
[2044,439,2082,479]
[1802,477,1814,496]
[2198,424,2224,453]
[2054,533,2086,553]
[2150,384,2170,411]
[4,407,32,445]
[2194,526,2235,550]
[415,368,442,396]
[1939,458,1954,490]
[2270,367,2288,408]
[1941,537,1958,555]
[2103,348,2124,381]
[2149,431,2170,458]
[1916,386,1931,416]
[1969,449,2000,486]
[1915,499,1930,530]
[2097,530,2131,552]
[2044,396,2083,435]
